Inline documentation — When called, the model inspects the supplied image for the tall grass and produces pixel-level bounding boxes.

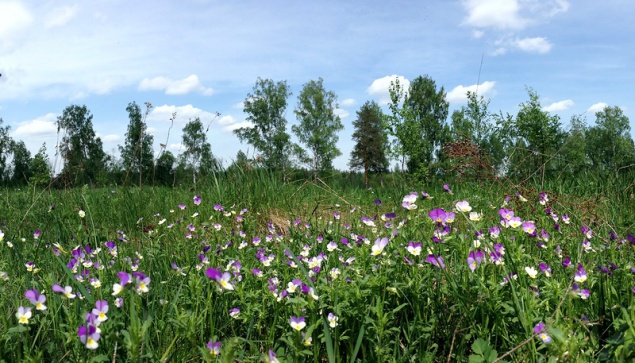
[1,170,634,362]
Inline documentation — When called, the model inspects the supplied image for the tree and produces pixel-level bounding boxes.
[56,105,108,186]
[119,102,154,186]
[180,117,220,185]
[292,78,344,179]
[0,119,13,183]
[234,78,294,171]
[586,106,635,174]
[9,141,31,186]
[513,88,563,179]
[349,101,389,186]
[386,75,449,178]
[29,144,52,187]
[155,150,176,186]
[558,114,589,176]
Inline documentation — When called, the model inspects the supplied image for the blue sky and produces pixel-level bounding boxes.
[1,0,633,171]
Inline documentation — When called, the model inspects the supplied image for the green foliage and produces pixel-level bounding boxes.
[292,78,344,179]
[386,75,450,178]
[119,102,154,185]
[349,100,389,186]
[178,117,221,186]
[586,105,635,174]
[8,141,31,186]
[56,105,109,187]
[28,144,52,187]
[234,78,295,171]
[0,118,13,183]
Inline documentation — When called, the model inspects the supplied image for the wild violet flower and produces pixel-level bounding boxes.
[25,289,47,310]
[112,271,132,296]
[92,300,109,323]
[16,306,32,324]
[426,254,445,269]
[467,250,484,271]
[78,210,86,218]
[469,212,482,221]
[402,192,418,210]
[265,349,280,363]
[207,340,221,356]
[562,214,570,224]
[193,194,202,205]
[290,316,306,331]
[581,225,593,239]
[539,193,549,205]
[525,266,538,279]
[328,312,339,328]
[443,184,453,195]
[428,208,447,224]
[77,324,100,349]
[229,308,240,318]
[52,284,76,299]
[489,226,501,239]
[455,200,472,213]
[539,263,551,277]
[371,237,389,256]
[361,216,375,227]
[522,221,536,235]
[508,216,523,229]
[579,289,590,300]
[406,241,422,256]
[575,264,587,283]
[533,322,552,343]
[205,268,234,290]
[33,230,41,240]
[133,272,151,294]
[516,192,528,202]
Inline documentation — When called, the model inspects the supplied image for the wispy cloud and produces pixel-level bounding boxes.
[139,74,213,96]
[446,81,496,104]
[45,5,78,28]
[367,75,410,105]
[147,104,217,124]
[12,113,57,138]
[587,102,608,114]
[543,99,574,112]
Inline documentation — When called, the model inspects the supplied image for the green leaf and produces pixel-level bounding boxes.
[469,355,485,363]
[472,338,490,355]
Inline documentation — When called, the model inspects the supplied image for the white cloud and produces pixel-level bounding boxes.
[341,98,356,106]
[472,30,485,39]
[12,113,58,138]
[45,5,78,28]
[233,101,245,109]
[0,2,32,50]
[218,115,237,125]
[367,75,410,105]
[512,37,552,54]
[138,74,214,96]
[223,121,254,132]
[587,102,608,114]
[446,81,496,104]
[543,99,574,112]
[169,143,186,151]
[147,104,217,124]
[334,108,349,119]
[462,0,527,30]
[101,134,121,143]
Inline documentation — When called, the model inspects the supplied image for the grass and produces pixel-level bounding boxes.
[1,169,634,362]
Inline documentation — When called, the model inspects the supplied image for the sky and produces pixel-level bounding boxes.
[1,0,633,171]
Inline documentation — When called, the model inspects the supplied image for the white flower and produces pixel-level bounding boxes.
[78,210,86,218]
[525,266,538,279]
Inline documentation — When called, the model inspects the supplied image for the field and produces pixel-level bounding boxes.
[1,170,635,362]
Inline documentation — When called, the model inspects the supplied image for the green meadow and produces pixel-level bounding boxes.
[1,170,634,362]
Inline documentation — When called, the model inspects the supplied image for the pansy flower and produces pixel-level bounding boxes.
[428,208,447,224]
[52,284,76,299]
[455,200,472,213]
[207,340,221,356]
[406,241,422,256]
[371,237,389,256]
[206,268,234,291]
[77,324,100,349]
[290,316,306,331]
[426,254,445,269]
[402,192,418,210]
[16,306,32,324]
[92,300,109,323]
[328,312,339,328]
[25,289,47,310]
[533,322,552,343]
[112,271,132,296]
[574,264,587,283]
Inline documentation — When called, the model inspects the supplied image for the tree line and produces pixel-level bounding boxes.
[0,75,634,188]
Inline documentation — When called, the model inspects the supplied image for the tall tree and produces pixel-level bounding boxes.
[0,119,13,183]
[349,100,389,186]
[586,106,635,174]
[180,117,219,185]
[119,102,154,185]
[386,75,449,178]
[558,114,589,176]
[155,150,176,186]
[29,144,52,187]
[292,78,344,179]
[9,141,31,186]
[512,88,563,179]
[56,105,108,186]
[234,78,293,171]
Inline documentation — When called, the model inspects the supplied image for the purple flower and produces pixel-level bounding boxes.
[25,289,47,310]
[290,316,306,331]
[371,237,389,256]
[426,254,445,269]
[562,256,572,268]
[428,208,447,224]
[522,221,536,235]
[206,340,221,356]
[533,322,552,343]
[92,300,109,323]
[52,284,76,299]
[77,324,101,349]
[574,264,587,283]
[193,194,202,205]
[443,184,453,195]
[206,268,234,290]
[539,263,551,277]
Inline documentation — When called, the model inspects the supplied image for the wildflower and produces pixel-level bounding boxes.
[575,264,587,283]
[114,298,124,308]
[77,324,100,349]
[33,230,41,240]
[402,192,418,210]
[286,279,302,294]
[445,212,456,224]
[112,271,132,296]
[371,237,389,256]
[229,308,240,319]
[489,226,501,239]
[133,272,151,294]
[582,240,594,252]
[25,289,47,310]
[0,271,8,281]
[469,212,482,221]
[16,306,32,324]
[426,254,445,269]
[205,268,234,291]
[90,278,101,288]
[328,312,339,328]
[508,216,523,229]
[443,184,453,194]
[525,266,538,279]
[330,268,341,279]
[562,214,570,224]
[498,208,514,221]
[92,300,109,323]
[361,216,375,227]
[539,263,551,277]
[539,193,549,205]
[193,194,202,205]
[522,221,536,235]
[290,316,306,331]
[207,340,221,356]
[533,322,552,343]
[25,262,39,273]
[516,192,527,202]
[562,256,572,268]
[455,200,472,213]
[302,332,313,346]
[0,229,3,241]
[467,250,484,271]
[429,208,447,224]
[265,349,280,363]
[171,262,186,276]
[579,289,590,300]
[79,210,86,218]
[52,284,76,299]
[539,230,550,242]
